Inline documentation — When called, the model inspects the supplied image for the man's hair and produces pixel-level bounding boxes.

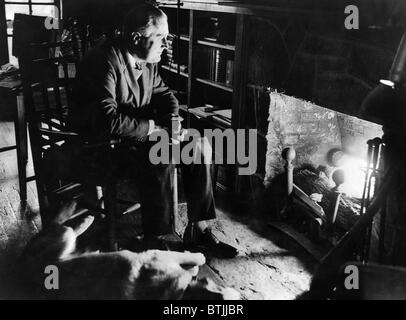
[123,2,167,38]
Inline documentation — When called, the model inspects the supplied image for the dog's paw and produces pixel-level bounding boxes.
[73,215,95,236]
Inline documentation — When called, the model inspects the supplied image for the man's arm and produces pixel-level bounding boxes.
[75,51,150,141]
[150,63,179,130]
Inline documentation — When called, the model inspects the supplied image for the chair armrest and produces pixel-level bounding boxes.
[39,129,121,147]
[81,138,123,150]
[39,128,79,137]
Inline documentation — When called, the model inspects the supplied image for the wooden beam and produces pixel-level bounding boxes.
[161,1,341,17]
[0,0,8,65]
[231,13,247,129]
[187,9,194,110]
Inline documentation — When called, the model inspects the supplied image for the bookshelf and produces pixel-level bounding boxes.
[160,8,238,123]
[160,4,250,193]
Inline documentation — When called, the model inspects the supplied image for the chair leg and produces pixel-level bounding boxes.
[28,125,49,223]
[104,181,118,251]
[16,144,27,202]
[15,94,28,202]
[96,186,104,210]
[172,166,178,234]
[212,164,219,196]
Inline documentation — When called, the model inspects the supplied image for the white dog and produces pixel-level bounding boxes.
[19,201,239,300]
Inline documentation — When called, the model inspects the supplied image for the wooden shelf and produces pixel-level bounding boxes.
[195,77,233,92]
[196,39,235,51]
[161,65,189,78]
[179,35,190,41]
[170,34,190,42]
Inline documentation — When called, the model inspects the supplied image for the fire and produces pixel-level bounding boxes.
[333,154,369,199]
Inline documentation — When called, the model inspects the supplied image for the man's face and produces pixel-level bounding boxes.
[135,18,169,63]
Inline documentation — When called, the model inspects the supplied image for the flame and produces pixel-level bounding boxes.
[334,155,368,199]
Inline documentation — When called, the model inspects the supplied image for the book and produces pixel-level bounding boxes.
[210,48,215,81]
[225,59,234,85]
[214,49,226,83]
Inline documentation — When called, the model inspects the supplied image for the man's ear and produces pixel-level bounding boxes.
[131,32,142,44]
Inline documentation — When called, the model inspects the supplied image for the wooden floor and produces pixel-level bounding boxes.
[0,117,318,300]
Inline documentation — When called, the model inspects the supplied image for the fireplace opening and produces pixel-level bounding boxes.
[262,91,383,242]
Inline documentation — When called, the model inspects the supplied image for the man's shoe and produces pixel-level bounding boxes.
[183,225,238,259]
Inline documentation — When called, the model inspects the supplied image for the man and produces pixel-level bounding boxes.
[69,2,237,258]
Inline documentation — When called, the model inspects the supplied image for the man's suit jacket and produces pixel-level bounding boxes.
[69,37,179,143]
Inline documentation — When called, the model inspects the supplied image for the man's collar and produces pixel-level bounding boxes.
[126,51,144,70]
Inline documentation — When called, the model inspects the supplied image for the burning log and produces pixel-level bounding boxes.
[292,166,360,233]
[266,147,361,243]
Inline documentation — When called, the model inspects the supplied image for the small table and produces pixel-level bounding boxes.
[0,74,28,202]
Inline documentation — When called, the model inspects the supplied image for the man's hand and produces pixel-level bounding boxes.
[170,115,185,144]
[170,128,188,145]
[170,115,183,134]
[147,115,187,144]
[148,123,167,135]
